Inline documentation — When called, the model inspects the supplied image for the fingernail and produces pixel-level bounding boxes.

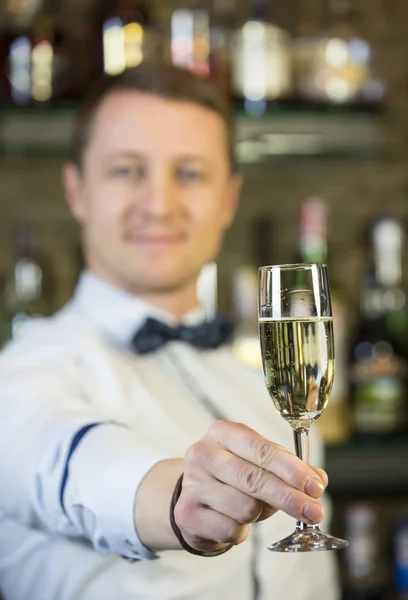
[303,503,323,523]
[305,477,325,498]
[319,471,329,487]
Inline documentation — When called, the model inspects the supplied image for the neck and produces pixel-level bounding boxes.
[87,267,200,320]
[136,283,200,320]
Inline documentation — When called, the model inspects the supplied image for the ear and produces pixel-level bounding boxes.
[221,173,243,230]
[62,163,87,224]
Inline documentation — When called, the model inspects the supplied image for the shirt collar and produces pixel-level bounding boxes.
[71,272,206,348]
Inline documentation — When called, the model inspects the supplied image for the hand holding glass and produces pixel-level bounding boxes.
[258,263,348,552]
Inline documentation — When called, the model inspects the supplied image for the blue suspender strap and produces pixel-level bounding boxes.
[59,423,104,514]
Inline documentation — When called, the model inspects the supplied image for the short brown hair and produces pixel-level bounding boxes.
[72,61,237,171]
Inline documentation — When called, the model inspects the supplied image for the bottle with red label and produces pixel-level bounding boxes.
[349,216,408,437]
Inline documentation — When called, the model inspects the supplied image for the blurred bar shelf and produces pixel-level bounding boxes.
[326,436,408,498]
[0,103,401,160]
[236,110,399,161]
[0,104,75,157]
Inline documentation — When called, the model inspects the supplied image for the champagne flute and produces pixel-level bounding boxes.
[258,263,348,552]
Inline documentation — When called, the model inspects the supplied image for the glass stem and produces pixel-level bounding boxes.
[293,427,318,532]
[293,427,309,464]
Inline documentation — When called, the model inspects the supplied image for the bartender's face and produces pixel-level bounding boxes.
[63,91,240,296]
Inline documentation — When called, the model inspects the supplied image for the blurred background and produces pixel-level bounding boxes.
[0,0,408,598]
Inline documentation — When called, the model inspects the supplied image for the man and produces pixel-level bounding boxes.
[0,63,339,599]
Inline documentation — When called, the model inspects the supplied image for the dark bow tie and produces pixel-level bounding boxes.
[131,316,234,355]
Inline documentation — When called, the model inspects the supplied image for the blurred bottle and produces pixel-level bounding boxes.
[230,0,293,116]
[61,20,95,101]
[0,30,12,102]
[395,521,408,600]
[7,30,31,104]
[197,262,218,320]
[6,14,75,105]
[343,503,387,600]
[103,0,160,76]
[2,226,54,345]
[208,0,236,97]
[294,0,386,106]
[30,16,58,103]
[0,274,7,348]
[0,0,41,102]
[232,216,273,370]
[52,18,81,102]
[349,216,408,438]
[231,265,259,368]
[170,2,211,78]
[298,197,350,444]
[5,0,42,28]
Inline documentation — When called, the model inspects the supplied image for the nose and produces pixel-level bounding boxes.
[142,169,180,220]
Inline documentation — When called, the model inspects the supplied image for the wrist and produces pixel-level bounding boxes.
[135,458,183,551]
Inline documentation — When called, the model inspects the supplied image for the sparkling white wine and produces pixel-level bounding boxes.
[259,317,335,428]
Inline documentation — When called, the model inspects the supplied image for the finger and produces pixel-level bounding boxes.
[200,479,265,524]
[256,503,279,522]
[174,499,250,551]
[206,421,326,497]
[311,467,328,488]
[206,449,324,524]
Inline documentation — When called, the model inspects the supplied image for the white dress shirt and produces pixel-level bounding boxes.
[0,272,340,600]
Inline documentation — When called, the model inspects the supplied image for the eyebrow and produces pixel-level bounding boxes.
[103,151,143,161]
[103,151,211,165]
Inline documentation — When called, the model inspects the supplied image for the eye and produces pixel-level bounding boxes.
[177,167,204,183]
[111,165,145,179]
[114,166,132,176]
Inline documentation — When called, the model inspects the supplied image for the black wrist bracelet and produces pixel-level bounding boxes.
[169,473,233,558]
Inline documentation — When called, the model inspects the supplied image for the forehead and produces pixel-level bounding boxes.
[86,91,229,161]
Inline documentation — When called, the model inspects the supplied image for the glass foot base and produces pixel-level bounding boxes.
[267,523,349,553]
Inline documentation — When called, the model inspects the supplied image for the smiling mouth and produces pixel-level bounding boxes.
[124,233,186,245]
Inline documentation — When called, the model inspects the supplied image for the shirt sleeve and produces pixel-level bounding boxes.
[0,327,167,561]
